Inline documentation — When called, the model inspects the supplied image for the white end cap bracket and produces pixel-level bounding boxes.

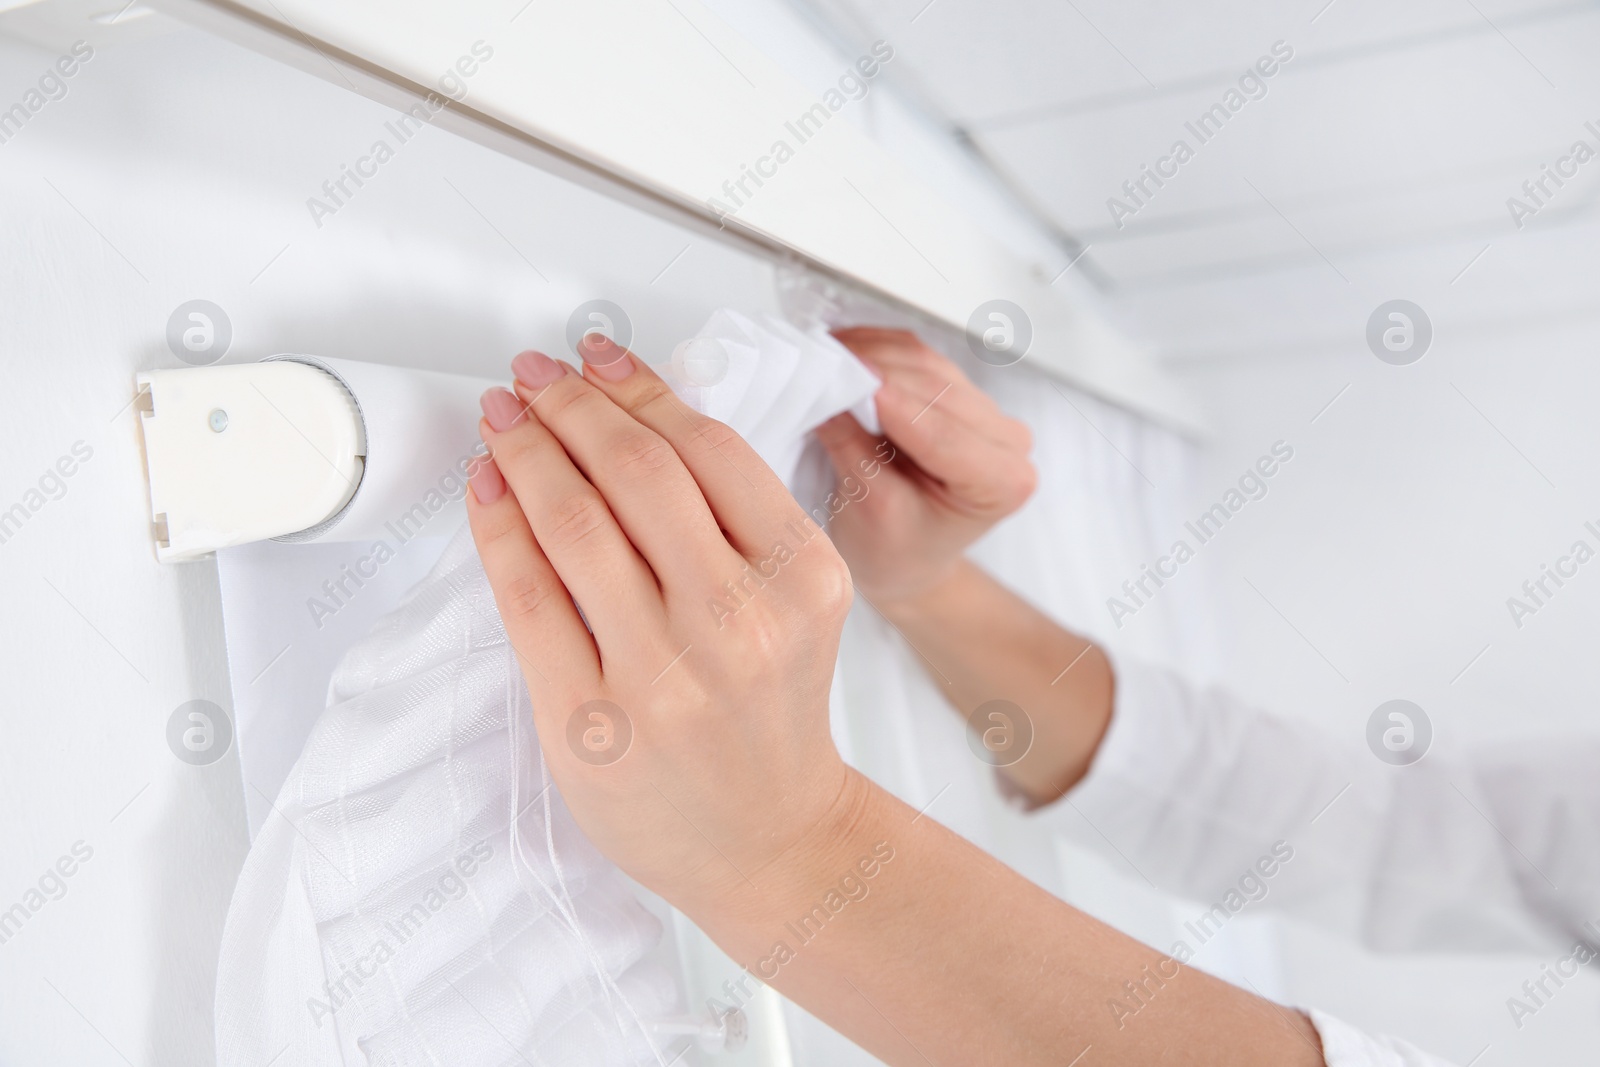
[137,361,365,562]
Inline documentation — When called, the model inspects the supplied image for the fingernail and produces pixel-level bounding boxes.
[480,387,527,432]
[579,333,634,381]
[468,455,506,504]
[512,349,564,389]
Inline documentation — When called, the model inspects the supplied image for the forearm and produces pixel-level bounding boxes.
[688,771,1324,1067]
[875,558,1113,804]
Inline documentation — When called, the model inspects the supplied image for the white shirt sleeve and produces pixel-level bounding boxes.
[1309,1010,1461,1067]
[1038,653,1600,957]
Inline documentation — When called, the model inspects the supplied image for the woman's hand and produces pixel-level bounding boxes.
[464,336,1326,1067]
[817,328,1037,609]
[823,329,1110,804]
[465,335,867,920]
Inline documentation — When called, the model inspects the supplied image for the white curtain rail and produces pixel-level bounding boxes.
[147,0,1202,435]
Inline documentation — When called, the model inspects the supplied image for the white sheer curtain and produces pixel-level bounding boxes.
[212,311,883,1067]
[209,291,1237,1065]
[779,342,1252,1064]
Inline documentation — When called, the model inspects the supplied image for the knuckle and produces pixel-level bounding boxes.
[544,492,611,550]
[805,552,855,622]
[474,499,527,545]
[612,431,676,477]
[662,670,713,716]
[627,379,680,419]
[730,606,788,663]
[488,424,543,467]
[541,379,601,422]
[687,416,743,457]
[776,542,854,622]
[500,569,559,621]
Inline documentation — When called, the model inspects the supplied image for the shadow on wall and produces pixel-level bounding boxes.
[242,283,569,380]
[147,560,249,1063]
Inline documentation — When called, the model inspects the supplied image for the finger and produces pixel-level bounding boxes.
[875,383,1035,512]
[830,326,924,353]
[507,347,737,593]
[835,330,1023,440]
[832,327,958,376]
[467,450,507,506]
[842,338,1032,490]
[872,363,1020,447]
[464,427,601,697]
[814,411,891,485]
[569,339,818,562]
[480,386,668,655]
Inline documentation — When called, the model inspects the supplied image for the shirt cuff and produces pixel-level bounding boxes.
[1309,1008,1460,1066]
[992,647,1187,813]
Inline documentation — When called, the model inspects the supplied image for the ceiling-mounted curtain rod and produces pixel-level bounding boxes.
[150,0,1201,435]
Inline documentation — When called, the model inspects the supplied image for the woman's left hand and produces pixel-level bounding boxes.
[466,336,1329,1067]
[465,334,868,921]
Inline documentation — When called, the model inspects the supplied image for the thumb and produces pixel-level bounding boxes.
[814,411,885,481]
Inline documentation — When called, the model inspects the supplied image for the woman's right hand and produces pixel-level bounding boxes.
[819,329,1113,806]
[816,328,1037,609]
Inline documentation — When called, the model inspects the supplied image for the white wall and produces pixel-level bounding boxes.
[1162,314,1600,1065]
[0,13,782,1063]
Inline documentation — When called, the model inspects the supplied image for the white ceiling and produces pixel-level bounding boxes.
[797,0,1600,360]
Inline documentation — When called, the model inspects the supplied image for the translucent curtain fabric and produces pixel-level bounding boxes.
[786,357,1216,1065]
[213,311,881,1066]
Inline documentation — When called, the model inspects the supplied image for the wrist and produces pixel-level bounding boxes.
[861,556,970,623]
[678,767,892,955]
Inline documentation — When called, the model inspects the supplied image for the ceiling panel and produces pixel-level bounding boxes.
[1097,214,1600,362]
[810,0,1584,122]
[976,26,1583,232]
[1086,168,1600,286]
[804,0,1600,358]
